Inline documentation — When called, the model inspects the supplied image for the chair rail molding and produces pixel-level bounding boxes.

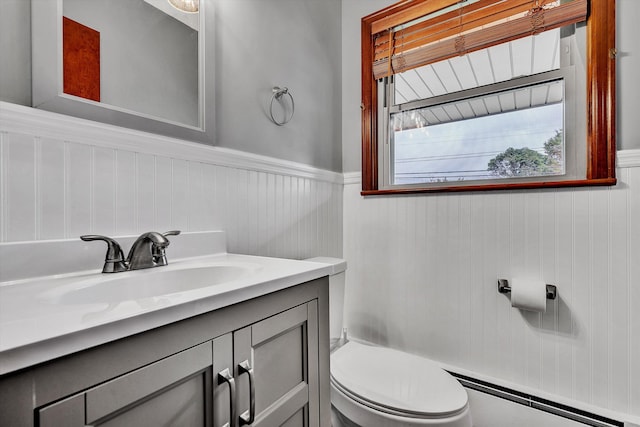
[0,102,343,185]
[617,149,640,168]
[343,171,361,185]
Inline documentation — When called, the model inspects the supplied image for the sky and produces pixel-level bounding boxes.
[393,102,564,184]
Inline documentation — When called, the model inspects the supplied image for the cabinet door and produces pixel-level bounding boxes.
[234,301,319,427]
[38,342,213,427]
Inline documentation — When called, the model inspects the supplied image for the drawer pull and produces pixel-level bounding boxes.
[238,360,255,425]
[218,368,237,427]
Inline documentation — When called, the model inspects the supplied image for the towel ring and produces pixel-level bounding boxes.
[269,86,295,126]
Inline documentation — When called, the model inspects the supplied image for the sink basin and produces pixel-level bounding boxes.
[39,264,257,305]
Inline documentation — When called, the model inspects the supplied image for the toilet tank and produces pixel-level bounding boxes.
[304,257,347,341]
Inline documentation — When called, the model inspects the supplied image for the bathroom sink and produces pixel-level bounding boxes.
[39,264,257,305]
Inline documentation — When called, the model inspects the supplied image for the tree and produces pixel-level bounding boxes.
[487,147,548,177]
[487,130,563,177]
[543,130,563,174]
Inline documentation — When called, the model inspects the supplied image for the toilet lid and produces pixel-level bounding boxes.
[331,341,468,417]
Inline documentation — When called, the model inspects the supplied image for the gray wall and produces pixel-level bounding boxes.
[341,0,640,173]
[340,0,389,174]
[213,0,342,172]
[0,0,31,106]
[616,0,640,154]
[0,0,343,173]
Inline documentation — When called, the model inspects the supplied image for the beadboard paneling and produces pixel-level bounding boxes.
[0,110,342,261]
[4,132,36,242]
[343,167,640,418]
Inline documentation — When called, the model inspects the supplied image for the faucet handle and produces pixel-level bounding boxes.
[151,231,181,266]
[80,235,128,273]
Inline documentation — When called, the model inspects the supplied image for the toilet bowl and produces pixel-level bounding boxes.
[305,257,472,427]
[330,341,471,426]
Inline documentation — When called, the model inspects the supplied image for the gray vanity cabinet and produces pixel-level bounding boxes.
[0,278,330,427]
[38,302,317,427]
[38,342,214,427]
[213,301,319,427]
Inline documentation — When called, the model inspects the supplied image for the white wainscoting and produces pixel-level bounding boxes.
[343,160,640,421]
[0,103,343,260]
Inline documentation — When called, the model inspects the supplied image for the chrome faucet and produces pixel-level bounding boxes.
[81,230,181,273]
[126,231,178,270]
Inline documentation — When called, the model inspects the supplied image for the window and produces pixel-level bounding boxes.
[388,77,566,185]
[361,0,616,194]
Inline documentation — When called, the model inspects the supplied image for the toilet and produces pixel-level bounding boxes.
[306,257,472,427]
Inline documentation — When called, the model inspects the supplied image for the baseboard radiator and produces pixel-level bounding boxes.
[449,372,623,427]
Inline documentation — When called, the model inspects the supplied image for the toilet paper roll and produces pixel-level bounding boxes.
[510,278,547,312]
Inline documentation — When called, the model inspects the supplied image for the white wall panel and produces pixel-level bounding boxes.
[609,168,630,413]
[65,142,91,239]
[115,150,137,236]
[170,158,189,233]
[92,146,116,236]
[343,166,640,419]
[200,163,219,233]
[154,156,173,232]
[555,189,574,399]
[186,160,202,231]
[629,166,640,416]
[0,110,342,266]
[37,138,66,240]
[136,152,156,233]
[5,133,36,242]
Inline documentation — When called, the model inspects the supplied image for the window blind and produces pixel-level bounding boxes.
[371,0,587,80]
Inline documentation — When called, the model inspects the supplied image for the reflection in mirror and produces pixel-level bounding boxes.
[31,0,211,142]
[167,0,199,14]
[61,0,199,126]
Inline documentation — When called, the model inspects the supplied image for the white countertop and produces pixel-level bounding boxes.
[0,252,334,376]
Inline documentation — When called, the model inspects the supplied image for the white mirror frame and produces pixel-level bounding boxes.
[31,0,214,143]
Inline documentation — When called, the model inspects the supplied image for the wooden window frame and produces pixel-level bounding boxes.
[361,0,616,195]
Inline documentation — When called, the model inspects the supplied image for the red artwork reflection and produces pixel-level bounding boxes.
[63,16,100,102]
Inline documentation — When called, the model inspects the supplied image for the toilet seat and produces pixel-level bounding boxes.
[331,341,469,422]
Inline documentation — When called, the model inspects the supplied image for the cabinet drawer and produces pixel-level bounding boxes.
[39,342,213,427]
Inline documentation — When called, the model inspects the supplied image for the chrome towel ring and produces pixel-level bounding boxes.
[269,86,295,126]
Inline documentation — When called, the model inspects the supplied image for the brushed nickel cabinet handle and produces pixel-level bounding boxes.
[217,368,237,427]
[238,360,255,425]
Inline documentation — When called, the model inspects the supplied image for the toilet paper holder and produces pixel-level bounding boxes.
[497,279,557,300]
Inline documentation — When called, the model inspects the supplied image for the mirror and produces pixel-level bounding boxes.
[31,0,213,142]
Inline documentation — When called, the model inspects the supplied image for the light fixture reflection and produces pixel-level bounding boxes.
[168,0,199,13]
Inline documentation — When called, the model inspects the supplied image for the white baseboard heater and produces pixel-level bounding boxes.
[449,372,623,427]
